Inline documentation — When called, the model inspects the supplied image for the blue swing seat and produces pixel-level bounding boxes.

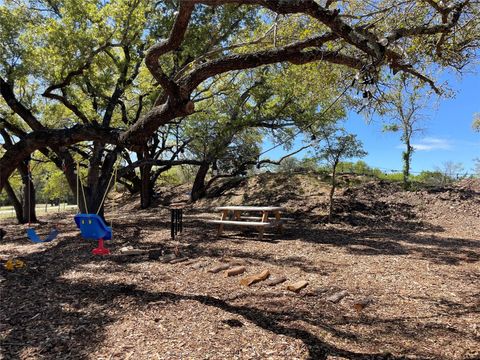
[27,228,59,243]
[74,214,112,240]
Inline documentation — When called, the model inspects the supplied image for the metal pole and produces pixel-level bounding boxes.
[179,209,183,233]
[175,209,179,236]
[171,209,175,239]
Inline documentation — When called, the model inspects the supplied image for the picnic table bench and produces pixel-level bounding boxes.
[206,206,287,240]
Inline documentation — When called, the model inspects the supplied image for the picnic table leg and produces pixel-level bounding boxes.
[275,210,283,234]
[258,211,269,240]
[217,210,228,237]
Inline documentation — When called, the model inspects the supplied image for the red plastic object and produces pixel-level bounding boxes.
[92,238,110,255]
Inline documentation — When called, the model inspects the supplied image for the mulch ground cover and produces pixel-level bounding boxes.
[1,177,479,359]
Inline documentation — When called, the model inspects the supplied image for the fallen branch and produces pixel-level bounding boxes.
[303,287,329,297]
[183,259,200,266]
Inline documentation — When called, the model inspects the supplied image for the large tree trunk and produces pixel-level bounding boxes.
[121,171,142,194]
[22,177,37,224]
[136,147,154,209]
[4,180,24,224]
[140,163,153,209]
[74,149,119,220]
[191,162,210,202]
[84,186,106,219]
[17,163,37,224]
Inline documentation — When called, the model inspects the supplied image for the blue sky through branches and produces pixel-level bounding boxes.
[263,69,480,175]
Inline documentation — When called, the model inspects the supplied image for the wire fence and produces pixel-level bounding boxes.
[0,203,77,220]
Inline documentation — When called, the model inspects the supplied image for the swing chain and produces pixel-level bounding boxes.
[76,162,89,214]
[95,163,118,215]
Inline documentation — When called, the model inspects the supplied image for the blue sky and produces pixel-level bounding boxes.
[262,68,480,175]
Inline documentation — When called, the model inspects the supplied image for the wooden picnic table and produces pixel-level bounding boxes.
[209,205,287,240]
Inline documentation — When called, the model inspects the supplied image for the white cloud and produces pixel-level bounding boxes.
[397,137,453,151]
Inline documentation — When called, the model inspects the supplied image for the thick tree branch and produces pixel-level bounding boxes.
[184,45,363,91]
[118,158,205,178]
[118,92,196,146]
[144,1,194,97]
[385,1,468,42]
[194,0,384,58]
[0,117,27,137]
[0,76,44,131]
[0,125,120,190]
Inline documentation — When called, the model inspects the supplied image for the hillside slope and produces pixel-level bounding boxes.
[150,172,480,238]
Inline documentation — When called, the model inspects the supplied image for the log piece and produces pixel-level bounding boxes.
[208,264,230,273]
[170,257,189,264]
[326,290,348,303]
[225,266,246,277]
[303,287,329,297]
[264,276,287,286]
[240,270,270,286]
[159,254,177,263]
[286,280,308,293]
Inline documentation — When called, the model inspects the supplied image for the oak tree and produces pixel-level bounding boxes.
[1,0,478,213]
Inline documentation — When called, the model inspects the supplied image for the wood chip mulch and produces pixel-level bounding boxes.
[1,178,479,360]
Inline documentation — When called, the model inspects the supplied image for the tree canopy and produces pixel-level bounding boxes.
[1,0,479,203]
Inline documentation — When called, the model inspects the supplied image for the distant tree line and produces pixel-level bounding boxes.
[275,158,475,186]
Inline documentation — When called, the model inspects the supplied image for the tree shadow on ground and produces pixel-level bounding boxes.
[1,214,478,359]
[295,225,480,265]
[1,188,479,359]
[185,213,479,266]
[0,251,435,360]
[0,237,111,359]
